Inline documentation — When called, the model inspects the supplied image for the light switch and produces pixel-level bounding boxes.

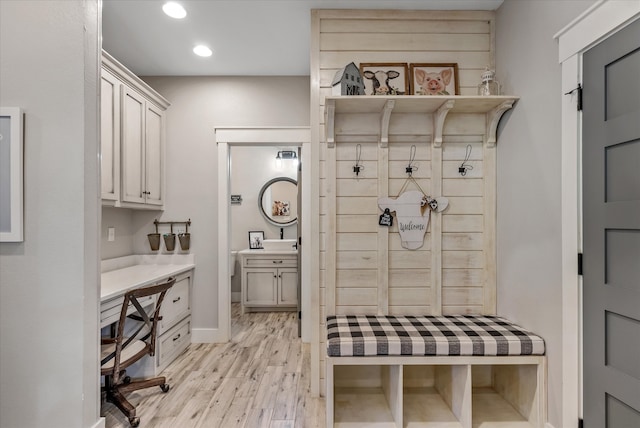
[107,227,115,242]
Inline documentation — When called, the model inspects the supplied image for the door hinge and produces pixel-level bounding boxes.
[578,253,583,275]
[565,83,582,111]
[578,418,583,428]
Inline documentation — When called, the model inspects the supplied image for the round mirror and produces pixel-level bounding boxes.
[258,177,298,226]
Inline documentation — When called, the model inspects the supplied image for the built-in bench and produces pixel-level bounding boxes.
[326,314,546,428]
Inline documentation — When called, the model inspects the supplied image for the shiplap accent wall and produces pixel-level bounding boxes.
[311,9,497,393]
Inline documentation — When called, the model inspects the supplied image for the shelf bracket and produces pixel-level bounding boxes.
[379,99,395,148]
[325,98,336,148]
[433,100,455,148]
[486,100,515,148]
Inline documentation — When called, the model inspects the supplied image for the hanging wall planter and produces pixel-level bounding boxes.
[148,221,161,251]
[163,233,176,251]
[178,233,190,251]
[147,233,161,251]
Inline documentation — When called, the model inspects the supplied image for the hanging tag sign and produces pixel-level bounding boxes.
[379,208,393,227]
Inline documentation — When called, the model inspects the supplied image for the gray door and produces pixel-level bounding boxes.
[582,18,640,427]
[296,147,302,337]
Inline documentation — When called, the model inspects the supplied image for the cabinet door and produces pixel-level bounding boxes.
[144,103,164,206]
[244,269,278,305]
[278,268,298,306]
[121,87,146,204]
[100,69,121,201]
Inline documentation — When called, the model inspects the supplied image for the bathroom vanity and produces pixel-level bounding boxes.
[239,241,298,313]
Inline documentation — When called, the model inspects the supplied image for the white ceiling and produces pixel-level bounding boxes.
[102,0,504,76]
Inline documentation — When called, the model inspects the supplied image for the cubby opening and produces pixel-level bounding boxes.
[333,364,402,428]
[403,365,468,428]
[471,364,542,428]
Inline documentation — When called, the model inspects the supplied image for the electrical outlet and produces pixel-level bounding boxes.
[107,227,115,242]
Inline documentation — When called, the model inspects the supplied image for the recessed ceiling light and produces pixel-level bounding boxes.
[162,2,186,19]
[193,45,213,57]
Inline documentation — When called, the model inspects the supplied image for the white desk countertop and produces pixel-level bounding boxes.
[101,255,195,302]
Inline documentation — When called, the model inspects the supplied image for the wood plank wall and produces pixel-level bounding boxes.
[312,9,496,393]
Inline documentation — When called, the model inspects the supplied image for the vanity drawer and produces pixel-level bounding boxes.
[243,256,297,268]
[157,316,191,370]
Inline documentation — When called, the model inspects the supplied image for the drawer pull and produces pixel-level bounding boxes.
[173,297,181,303]
[173,333,181,342]
[273,260,283,264]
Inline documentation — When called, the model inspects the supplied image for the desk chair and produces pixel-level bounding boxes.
[101,277,176,427]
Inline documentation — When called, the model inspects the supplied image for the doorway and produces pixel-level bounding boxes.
[229,144,300,338]
[215,127,311,344]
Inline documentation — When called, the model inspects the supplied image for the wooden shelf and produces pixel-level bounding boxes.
[325,95,518,115]
[404,387,464,428]
[327,360,545,428]
[334,387,397,428]
[472,387,534,428]
[324,95,518,148]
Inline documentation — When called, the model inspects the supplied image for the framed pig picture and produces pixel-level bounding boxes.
[359,63,409,96]
[409,63,459,96]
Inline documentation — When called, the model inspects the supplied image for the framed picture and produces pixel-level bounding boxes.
[409,63,460,95]
[272,200,290,217]
[248,231,264,249]
[0,107,24,242]
[359,63,409,96]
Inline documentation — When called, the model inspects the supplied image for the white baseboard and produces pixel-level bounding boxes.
[191,327,226,343]
[231,291,241,302]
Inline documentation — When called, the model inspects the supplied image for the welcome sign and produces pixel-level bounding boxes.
[378,190,448,250]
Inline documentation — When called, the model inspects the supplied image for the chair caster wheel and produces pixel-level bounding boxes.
[160,383,170,393]
[129,416,140,427]
[123,376,131,384]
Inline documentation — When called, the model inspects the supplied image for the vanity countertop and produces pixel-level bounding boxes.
[101,255,195,302]
[238,249,297,256]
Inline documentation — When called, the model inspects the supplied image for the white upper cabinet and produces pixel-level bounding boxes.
[101,50,169,209]
[100,69,121,202]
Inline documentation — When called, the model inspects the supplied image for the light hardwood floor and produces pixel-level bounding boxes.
[102,304,325,427]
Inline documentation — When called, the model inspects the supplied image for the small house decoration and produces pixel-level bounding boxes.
[378,190,448,250]
[331,62,365,96]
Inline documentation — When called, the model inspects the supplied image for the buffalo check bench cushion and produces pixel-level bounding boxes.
[326,315,545,357]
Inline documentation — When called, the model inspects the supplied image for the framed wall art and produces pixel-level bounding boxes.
[359,63,409,96]
[248,230,264,249]
[0,107,24,242]
[410,63,459,95]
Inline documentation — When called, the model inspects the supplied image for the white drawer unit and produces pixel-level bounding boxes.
[240,250,298,313]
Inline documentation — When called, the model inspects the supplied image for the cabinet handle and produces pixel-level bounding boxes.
[273,260,283,264]
[173,297,181,303]
[173,333,181,342]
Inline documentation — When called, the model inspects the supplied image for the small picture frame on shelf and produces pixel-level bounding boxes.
[359,62,409,96]
[409,63,459,95]
[248,231,264,249]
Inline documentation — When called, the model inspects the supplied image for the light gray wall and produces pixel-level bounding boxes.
[105,76,310,335]
[495,1,595,426]
[101,207,135,259]
[0,1,101,427]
